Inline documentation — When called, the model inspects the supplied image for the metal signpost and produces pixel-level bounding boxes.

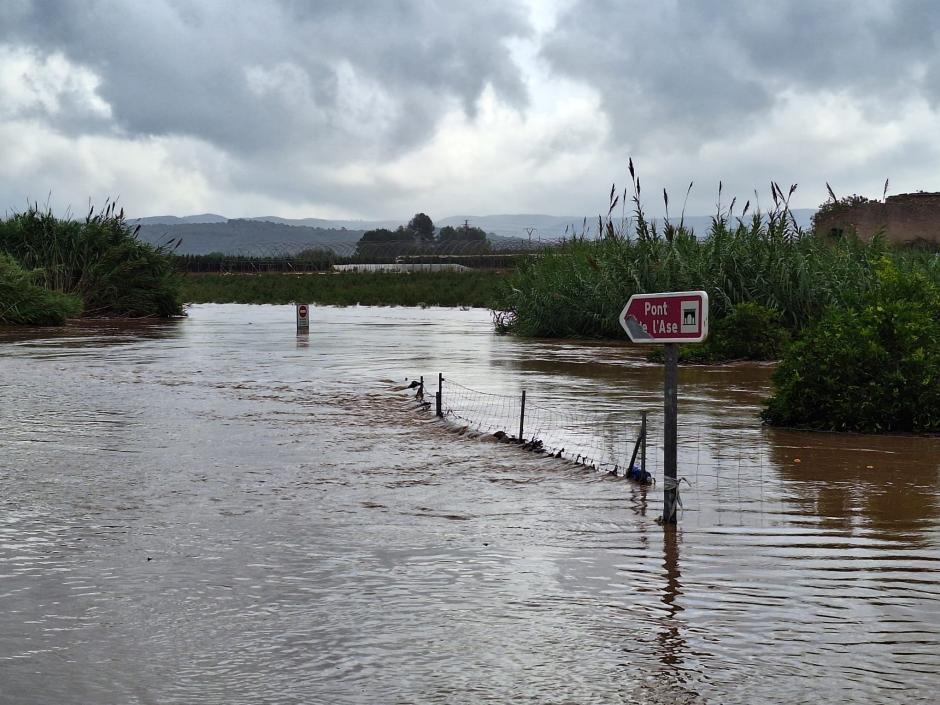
[619,291,709,524]
[296,303,310,332]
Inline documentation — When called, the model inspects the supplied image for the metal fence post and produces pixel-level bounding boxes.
[436,372,443,417]
[641,410,648,475]
[519,390,526,442]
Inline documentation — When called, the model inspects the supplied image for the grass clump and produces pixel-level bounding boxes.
[762,260,940,433]
[180,271,508,308]
[0,203,182,323]
[0,251,83,325]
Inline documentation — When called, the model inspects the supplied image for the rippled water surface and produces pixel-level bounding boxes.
[2,304,939,704]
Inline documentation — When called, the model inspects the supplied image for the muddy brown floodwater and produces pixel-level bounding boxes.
[1,304,939,704]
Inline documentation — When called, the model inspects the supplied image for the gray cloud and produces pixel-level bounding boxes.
[542,0,940,146]
[2,1,939,219]
[0,0,530,161]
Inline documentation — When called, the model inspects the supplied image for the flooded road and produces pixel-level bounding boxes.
[1,304,939,704]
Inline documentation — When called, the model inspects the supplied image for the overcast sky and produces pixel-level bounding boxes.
[1,0,939,220]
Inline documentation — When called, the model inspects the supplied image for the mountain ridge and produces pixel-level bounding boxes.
[132,209,818,255]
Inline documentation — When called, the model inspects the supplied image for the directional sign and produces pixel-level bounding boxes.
[619,291,708,344]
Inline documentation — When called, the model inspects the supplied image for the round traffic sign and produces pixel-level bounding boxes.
[298,304,308,318]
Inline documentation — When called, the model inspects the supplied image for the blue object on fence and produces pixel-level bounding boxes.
[626,464,653,485]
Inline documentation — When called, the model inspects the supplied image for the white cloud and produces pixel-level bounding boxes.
[0,46,110,121]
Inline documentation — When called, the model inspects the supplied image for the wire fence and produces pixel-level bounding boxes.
[417,374,654,483]
[406,373,940,527]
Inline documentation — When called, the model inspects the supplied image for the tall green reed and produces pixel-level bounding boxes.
[0,202,182,318]
[496,163,928,339]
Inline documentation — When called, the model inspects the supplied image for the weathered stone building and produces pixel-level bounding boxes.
[813,192,940,245]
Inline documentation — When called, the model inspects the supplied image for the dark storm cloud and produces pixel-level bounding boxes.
[542,0,940,145]
[0,0,530,160]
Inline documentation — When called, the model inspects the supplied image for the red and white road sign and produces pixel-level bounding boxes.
[296,303,310,329]
[619,291,708,343]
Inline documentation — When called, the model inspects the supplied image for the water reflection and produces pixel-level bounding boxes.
[658,528,685,669]
[768,428,940,542]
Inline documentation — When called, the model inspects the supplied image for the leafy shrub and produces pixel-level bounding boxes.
[762,260,940,432]
[0,251,83,325]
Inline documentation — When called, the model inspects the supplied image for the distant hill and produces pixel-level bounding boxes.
[135,219,365,256]
[131,208,818,255]
[132,213,227,226]
[247,215,401,231]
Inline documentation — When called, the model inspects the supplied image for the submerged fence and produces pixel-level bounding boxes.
[414,374,656,484]
[405,373,940,528]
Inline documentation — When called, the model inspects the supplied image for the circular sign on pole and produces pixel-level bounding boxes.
[296,303,310,330]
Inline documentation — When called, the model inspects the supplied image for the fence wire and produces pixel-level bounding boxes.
[409,374,940,527]
[436,377,647,478]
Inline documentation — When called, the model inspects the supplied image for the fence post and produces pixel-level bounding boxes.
[519,390,526,442]
[436,372,443,418]
[662,344,679,524]
[641,410,648,475]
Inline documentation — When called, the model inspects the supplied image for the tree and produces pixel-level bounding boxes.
[355,227,417,258]
[436,223,490,254]
[407,213,435,242]
[437,224,487,242]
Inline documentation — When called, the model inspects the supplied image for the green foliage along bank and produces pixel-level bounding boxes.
[0,203,183,325]
[496,168,940,347]
[497,212,895,341]
[0,252,83,325]
[180,271,508,308]
[762,260,940,433]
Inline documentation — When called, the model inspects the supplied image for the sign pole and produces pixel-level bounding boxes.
[618,290,707,526]
[662,342,679,524]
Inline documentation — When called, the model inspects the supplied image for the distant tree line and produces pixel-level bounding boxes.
[171,248,533,274]
[356,213,490,257]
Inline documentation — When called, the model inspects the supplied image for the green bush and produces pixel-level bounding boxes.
[0,203,182,318]
[650,302,790,363]
[0,251,83,325]
[762,260,940,432]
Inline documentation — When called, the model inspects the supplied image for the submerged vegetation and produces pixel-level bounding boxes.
[181,271,507,308]
[0,203,183,326]
[496,161,940,432]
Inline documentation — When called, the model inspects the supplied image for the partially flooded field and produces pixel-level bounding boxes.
[1,304,938,704]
